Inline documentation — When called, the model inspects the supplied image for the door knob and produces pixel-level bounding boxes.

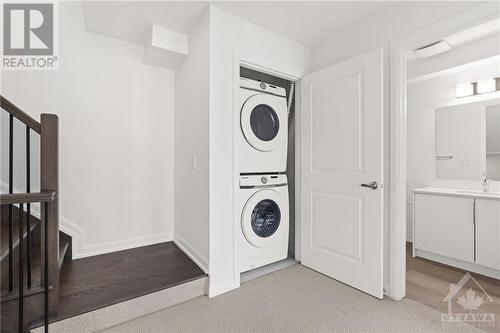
[360,181,378,190]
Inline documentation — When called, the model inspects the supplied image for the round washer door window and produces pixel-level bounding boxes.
[251,199,281,238]
[241,189,285,248]
[241,93,286,152]
[250,105,280,142]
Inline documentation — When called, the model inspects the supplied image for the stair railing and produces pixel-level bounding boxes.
[1,96,59,332]
[0,192,55,332]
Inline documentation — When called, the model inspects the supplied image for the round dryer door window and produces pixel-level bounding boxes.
[250,105,280,142]
[251,199,281,237]
[241,189,285,248]
[241,93,287,152]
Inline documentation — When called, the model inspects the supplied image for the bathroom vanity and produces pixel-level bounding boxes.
[413,187,500,279]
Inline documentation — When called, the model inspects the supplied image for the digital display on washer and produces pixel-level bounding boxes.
[250,199,281,238]
[250,104,280,142]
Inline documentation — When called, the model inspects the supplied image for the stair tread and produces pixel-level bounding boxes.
[1,283,50,304]
[0,217,39,261]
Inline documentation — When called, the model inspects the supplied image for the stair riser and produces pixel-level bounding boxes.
[1,226,42,296]
[31,277,208,333]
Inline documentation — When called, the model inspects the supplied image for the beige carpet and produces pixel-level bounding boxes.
[102,264,482,333]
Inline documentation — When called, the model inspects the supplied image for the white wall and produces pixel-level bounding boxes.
[407,60,500,240]
[208,6,310,296]
[0,2,175,258]
[310,1,484,292]
[173,10,210,272]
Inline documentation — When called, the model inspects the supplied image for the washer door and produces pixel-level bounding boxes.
[241,93,286,152]
[242,189,284,248]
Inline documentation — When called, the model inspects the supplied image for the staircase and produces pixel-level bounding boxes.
[1,97,208,333]
[0,96,67,333]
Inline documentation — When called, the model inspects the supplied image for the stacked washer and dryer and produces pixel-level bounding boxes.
[237,77,290,273]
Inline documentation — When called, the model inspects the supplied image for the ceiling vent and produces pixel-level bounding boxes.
[414,41,452,58]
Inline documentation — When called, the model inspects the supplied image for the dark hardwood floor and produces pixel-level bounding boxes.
[406,242,500,333]
[54,241,206,321]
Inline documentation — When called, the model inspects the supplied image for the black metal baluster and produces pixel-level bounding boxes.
[18,204,24,333]
[44,202,49,332]
[9,114,14,292]
[26,126,32,288]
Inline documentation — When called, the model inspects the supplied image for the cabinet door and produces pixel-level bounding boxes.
[414,194,474,262]
[475,199,500,270]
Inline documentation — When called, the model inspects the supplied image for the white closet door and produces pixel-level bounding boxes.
[300,49,384,298]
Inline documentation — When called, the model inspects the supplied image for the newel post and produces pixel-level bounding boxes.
[40,113,59,314]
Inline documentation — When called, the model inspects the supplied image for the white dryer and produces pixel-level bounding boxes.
[238,174,289,273]
[238,78,288,173]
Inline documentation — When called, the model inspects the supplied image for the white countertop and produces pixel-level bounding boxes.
[413,187,500,200]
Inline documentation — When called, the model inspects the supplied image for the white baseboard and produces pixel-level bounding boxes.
[1,180,83,259]
[2,180,175,260]
[75,232,173,259]
[173,233,209,273]
[208,279,239,298]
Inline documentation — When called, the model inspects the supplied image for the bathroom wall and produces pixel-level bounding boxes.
[406,60,500,240]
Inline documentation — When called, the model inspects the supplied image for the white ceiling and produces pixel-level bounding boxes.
[84,1,483,48]
[84,1,209,45]
[211,1,398,47]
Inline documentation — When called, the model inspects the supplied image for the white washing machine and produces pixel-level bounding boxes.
[238,174,289,273]
[238,77,288,173]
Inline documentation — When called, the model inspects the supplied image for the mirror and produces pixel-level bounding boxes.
[486,104,500,180]
[435,99,500,181]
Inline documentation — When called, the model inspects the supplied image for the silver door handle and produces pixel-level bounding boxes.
[436,155,453,160]
[360,181,378,190]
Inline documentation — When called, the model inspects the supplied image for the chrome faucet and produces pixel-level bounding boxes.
[481,174,490,192]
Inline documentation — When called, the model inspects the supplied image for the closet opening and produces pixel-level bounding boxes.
[237,66,298,282]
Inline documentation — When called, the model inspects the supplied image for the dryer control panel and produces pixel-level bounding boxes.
[240,77,286,97]
[240,174,287,188]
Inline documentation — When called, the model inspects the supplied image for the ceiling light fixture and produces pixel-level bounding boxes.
[456,77,500,98]
[477,78,496,94]
[456,82,474,98]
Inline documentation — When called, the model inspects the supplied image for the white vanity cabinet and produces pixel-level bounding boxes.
[413,188,500,279]
[414,194,474,263]
[475,199,500,270]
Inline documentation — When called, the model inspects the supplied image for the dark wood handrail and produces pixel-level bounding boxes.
[0,191,55,205]
[0,96,41,134]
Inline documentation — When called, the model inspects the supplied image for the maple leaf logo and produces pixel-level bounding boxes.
[457,288,484,314]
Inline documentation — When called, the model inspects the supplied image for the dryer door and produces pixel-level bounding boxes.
[242,189,285,248]
[241,93,287,152]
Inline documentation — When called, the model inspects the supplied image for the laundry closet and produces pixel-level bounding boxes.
[236,67,297,278]
[175,6,385,299]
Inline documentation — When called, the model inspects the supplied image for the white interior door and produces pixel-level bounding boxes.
[300,49,384,298]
